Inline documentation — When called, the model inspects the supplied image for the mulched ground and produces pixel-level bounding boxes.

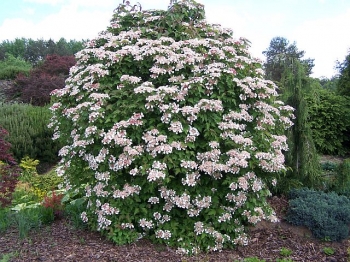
[1,196,349,262]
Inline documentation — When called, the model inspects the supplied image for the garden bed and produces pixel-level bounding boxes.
[1,197,349,261]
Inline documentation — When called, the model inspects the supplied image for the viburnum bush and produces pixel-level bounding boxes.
[49,0,294,255]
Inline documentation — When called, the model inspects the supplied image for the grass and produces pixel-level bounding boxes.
[0,252,18,262]
[279,247,293,257]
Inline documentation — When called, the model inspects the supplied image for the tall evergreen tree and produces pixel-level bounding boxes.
[279,60,322,192]
[263,37,314,83]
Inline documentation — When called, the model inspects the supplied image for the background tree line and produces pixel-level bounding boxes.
[0,37,85,65]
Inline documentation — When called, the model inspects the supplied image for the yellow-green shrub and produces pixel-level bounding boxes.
[29,172,63,194]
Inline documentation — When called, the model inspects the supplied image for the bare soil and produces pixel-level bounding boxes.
[1,196,349,262]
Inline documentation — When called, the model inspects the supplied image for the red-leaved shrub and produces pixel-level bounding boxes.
[8,54,76,106]
[42,191,64,219]
[0,126,20,207]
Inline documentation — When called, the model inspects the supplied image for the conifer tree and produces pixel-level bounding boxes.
[263,37,314,83]
[279,59,322,192]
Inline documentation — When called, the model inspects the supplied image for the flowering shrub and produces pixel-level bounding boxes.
[49,0,294,254]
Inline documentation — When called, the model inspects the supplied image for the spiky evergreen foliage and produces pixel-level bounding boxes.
[287,188,350,241]
[0,103,60,163]
[278,60,322,192]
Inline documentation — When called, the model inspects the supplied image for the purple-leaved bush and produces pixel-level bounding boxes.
[0,126,20,207]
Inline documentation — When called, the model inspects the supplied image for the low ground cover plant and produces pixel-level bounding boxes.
[286,188,350,241]
[49,0,295,254]
[322,246,335,256]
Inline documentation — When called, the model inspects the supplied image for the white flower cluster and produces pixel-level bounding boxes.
[155,229,172,240]
[255,151,286,172]
[113,184,141,199]
[139,218,154,229]
[181,171,200,187]
[147,161,167,182]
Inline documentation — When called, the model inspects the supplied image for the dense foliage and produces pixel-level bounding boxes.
[6,54,76,105]
[332,159,350,197]
[0,155,67,237]
[0,53,32,80]
[50,0,294,254]
[275,60,321,194]
[0,103,61,163]
[318,76,338,92]
[0,127,20,207]
[336,50,350,96]
[306,87,350,155]
[286,188,350,241]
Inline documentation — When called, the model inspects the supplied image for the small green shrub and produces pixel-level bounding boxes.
[321,161,338,172]
[19,156,40,183]
[10,182,42,206]
[0,208,11,232]
[243,257,265,262]
[0,252,17,262]
[322,246,335,256]
[29,172,63,193]
[279,247,292,257]
[64,198,87,229]
[286,188,350,241]
[11,165,62,205]
[0,54,32,80]
[276,259,293,262]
